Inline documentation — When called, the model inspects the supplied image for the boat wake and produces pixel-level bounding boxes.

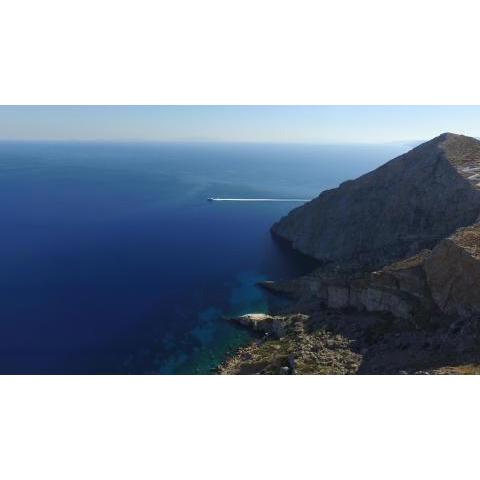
[207,197,310,202]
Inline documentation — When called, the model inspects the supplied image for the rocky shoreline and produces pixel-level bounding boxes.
[218,284,480,375]
[218,133,480,374]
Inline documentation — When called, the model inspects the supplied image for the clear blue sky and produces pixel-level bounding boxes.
[0,106,479,143]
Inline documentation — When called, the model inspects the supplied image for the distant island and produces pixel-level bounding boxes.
[219,133,480,374]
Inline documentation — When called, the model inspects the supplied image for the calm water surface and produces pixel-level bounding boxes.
[0,142,406,373]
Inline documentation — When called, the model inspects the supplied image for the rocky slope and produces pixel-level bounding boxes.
[219,307,480,375]
[219,133,480,374]
[260,223,480,321]
[272,133,480,270]
[425,224,480,317]
[220,225,480,374]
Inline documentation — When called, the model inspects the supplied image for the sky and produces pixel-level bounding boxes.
[0,106,479,143]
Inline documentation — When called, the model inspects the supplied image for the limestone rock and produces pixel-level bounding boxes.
[229,313,308,338]
[260,251,434,320]
[220,134,480,374]
[264,222,480,321]
[425,224,480,317]
[272,133,480,270]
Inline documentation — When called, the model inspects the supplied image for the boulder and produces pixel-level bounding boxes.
[231,313,285,337]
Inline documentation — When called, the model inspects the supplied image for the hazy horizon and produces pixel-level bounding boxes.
[0,138,426,146]
[0,106,479,144]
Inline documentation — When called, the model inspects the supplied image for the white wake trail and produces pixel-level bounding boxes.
[208,198,310,202]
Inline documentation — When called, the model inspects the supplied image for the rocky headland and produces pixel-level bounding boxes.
[219,133,480,374]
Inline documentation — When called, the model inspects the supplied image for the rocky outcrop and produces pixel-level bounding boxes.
[220,133,480,375]
[260,250,434,320]
[229,312,309,337]
[425,224,480,317]
[263,222,480,322]
[272,133,480,270]
[220,306,480,375]
[229,313,300,338]
[221,312,362,375]
[222,228,480,374]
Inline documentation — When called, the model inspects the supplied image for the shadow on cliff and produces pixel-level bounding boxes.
[269,233,320,277]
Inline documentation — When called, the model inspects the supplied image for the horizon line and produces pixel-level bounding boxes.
[0,138,429,146]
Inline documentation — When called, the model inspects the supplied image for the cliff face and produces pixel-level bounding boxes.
[262,223,480,321]
[425,224,480,317]
[272,133,480,270]
[220,133,480,374]
[222,224,480,375]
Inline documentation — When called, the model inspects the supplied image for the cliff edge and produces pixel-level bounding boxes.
[220,225,480,375]
[219,133,480,374]
[272,133,480,270]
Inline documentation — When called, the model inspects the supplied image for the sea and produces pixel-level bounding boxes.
[0,141,407,373]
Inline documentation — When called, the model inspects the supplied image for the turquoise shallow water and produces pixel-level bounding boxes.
[0,141,406,373]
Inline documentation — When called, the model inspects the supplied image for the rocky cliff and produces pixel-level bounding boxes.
[425,224,480,317]
[221,225,480,375]
[272,133,480,270]
[261,223,480,321]
[219,133,480,374]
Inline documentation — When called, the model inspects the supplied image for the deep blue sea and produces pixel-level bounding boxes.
[0,141,406,374]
